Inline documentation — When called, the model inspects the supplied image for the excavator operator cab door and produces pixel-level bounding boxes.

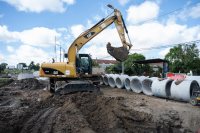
[76,54,92,75]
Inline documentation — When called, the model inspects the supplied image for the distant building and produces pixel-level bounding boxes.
[17,64,23,70]
[6,66,15,70]
[149,62,163,71]
[92,59,117,68]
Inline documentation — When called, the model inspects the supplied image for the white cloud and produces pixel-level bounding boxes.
[0,50,6,63]
[0,45,51,65]
[101,5,108,15]
[126,1,159,24]
[70,24,84,38]
[64,35,71,40]
[20,27,61,47]
[0,25,20,42]
[93,15,102,21]
[0,14,4,18]
[62,0,75,5]
[7,46,15,52]
[57,28,67,32]
[0,26,61,47]
[158,48,170,58]
[179,3,200,21]
[1,0,75,13]
[119,0,130,6]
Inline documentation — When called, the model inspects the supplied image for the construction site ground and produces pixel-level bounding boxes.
[0,77,199,133]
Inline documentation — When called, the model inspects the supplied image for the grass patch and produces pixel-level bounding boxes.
[0,76,6,78]
[0,79,8,86]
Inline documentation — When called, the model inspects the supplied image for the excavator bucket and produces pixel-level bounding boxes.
[106,42,129,62]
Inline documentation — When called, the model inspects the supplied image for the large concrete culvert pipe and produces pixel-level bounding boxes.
[108,74,119,88]
[186,76,200,86]
[142,77,158,96]
[124,76,137,91]
[130,76,148,93]
[171,80,199,102]
[100,75,104,85]
[152,79,174,98]
[103,74,113,85]
[115,75,129,89]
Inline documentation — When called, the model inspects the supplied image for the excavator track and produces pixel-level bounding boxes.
[106,42,129,62]
[47,78,100,95]
[55,80,100,95]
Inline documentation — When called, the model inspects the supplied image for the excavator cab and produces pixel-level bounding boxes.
[76,54,92,75]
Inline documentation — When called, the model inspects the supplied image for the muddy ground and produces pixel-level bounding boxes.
[0,78,199,133]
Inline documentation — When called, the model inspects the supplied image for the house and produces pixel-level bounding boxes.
[92,59,117,68]
[149,62,163,71]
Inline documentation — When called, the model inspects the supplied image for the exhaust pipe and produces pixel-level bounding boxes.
[130,76,148,93]
[142,77,158,96]
[115,75,129,89]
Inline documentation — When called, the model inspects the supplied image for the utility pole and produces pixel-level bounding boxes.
[122,62,124,75]
[63,49,65,62]
[55,36,57,62]
[60,46,61,62]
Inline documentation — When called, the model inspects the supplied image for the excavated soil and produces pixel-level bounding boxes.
[0,78,196,133]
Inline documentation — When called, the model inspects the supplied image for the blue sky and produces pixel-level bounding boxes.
[0,0,200,66]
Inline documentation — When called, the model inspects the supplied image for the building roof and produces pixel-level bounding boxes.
[92,59,117,64]
[133,58,169,64]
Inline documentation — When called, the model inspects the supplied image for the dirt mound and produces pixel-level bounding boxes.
[0,90,190,133]
[8,78,46,90]
[0,79,14,88]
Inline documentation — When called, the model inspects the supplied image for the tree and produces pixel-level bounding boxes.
[114,53,150,75]
[28,61,35,70]
[35,63,40,70]
[19,63,27,67]
[0,63,8,70]
[164,43,200,73]
[92,61,100,67]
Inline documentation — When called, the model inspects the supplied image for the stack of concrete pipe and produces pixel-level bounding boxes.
[101,74,200,102]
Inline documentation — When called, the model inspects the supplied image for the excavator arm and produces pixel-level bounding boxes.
[67,9,132,63]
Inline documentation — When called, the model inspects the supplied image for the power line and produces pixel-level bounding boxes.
[133,0,200,25]
[130,39,200,52]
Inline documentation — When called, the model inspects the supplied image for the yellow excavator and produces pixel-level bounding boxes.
[39,5,132,95]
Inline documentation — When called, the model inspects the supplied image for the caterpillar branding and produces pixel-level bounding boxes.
[84,32,95,39]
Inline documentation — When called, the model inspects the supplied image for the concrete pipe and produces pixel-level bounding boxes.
[185,76,200,86]
[152,79,174,98]
[142,77,158,96]
[115,75,129,89]
[18,72,34,80]
[130,76,148,93]
[103,74,114,85]
[124,76,137,91]
[100,75,104,85]
[171,80,199,102]
[108,74,119,88]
